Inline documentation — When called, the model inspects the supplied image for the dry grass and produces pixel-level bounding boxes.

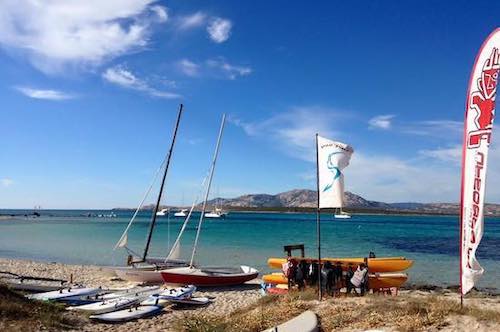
[173,289,500,332]
[0,284,85,332]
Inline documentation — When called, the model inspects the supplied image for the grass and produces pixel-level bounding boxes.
[172,289,500,332]
[0,284,85,332]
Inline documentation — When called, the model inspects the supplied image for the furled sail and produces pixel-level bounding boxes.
[317,136,354,209]
[460,29,500,295]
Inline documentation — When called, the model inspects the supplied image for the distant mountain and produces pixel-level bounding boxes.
[203,189,500,216]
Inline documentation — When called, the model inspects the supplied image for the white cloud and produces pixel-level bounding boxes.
[0,0,167,73]
[1,178,13,187]
[102,65,180,99]
[150,5,168,23]
[15,86,75,100]
[230,106,340,161]
[177,12,207,30]
[177,59,200,77]
[419,145,462,164]
[368,114,395,129]
[207,18,232,43]
[177,58,252,80]
[206,58,252,80]
[401,120,462,139]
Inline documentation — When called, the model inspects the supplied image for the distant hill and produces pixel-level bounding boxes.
[203,189,500,216]
[120,189,500,216]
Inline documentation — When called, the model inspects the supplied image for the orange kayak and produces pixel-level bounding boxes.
[267,257,413,273]
[262,272,408,289]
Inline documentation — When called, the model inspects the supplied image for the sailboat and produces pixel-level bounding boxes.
[156,208,169,216]
[160,114,259,286]
[204,196,227,218]
[174,209,187,217]
[111,104,190,283]
[333,208,351,219]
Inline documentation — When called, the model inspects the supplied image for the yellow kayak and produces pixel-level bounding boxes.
[267,256,413,273]
[262,272,408,289]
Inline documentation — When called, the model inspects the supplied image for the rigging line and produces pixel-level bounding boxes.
[165,170,210,261]
[189,114,226,267]
[113,156,167,250]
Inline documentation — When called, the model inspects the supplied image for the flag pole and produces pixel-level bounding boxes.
[316,133,322,301]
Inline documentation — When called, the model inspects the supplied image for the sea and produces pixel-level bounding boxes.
[0,210,499,291]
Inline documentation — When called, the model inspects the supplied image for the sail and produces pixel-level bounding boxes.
[169,241,181,260]
[117,233,128,248]
[317,136,354,209]
[460,29,500,295]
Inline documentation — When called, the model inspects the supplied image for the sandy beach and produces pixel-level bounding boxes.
[1,258,500,331]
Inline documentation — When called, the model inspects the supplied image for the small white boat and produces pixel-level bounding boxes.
[204,208,227,218]
[27,287,101,301]
[99,286,160,300]
[174,209,187,217]
[156,208,169,216]
[89,305,163,322]
[333,208,351,219]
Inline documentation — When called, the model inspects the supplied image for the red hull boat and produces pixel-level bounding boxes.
[160,265,259,286]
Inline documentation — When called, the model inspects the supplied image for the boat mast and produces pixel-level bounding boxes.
[140,104,183,263]
[189,114,226,267]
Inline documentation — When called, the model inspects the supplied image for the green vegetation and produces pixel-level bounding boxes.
[0,284,85,332]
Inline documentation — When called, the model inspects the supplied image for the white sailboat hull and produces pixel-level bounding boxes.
[334,214,351,219]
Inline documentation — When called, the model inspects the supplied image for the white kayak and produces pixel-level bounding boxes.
[169,296,211,306]
[262,310,319,332]
[89,305,163,322]
[67,295,141,314]
[27,287,100,301]
[100,286,160,300]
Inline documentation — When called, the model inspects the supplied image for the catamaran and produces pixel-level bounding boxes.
[110,105,190,283]
[160,114,259,286]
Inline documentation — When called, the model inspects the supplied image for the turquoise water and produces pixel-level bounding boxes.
[0,210,499,290]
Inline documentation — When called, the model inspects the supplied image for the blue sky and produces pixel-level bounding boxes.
[1,0,500,209]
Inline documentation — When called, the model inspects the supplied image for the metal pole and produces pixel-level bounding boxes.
[316,133,322,301]
[189,114,226,267]
[141,104,183,262]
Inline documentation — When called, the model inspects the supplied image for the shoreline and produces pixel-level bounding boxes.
[1,257,499,331]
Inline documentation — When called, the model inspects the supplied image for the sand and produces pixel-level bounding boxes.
[1,258,499,332]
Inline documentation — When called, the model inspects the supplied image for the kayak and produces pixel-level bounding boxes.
[267,257,413,272]
[261,310,319,332]
[262,272,408,289]
[89,305,162,322]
